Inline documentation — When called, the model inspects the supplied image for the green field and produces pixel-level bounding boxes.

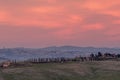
[1,61,120,80]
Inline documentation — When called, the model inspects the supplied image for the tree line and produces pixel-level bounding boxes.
[1,52,120,68]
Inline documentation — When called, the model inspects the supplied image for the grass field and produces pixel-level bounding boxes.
[0,61,120,80]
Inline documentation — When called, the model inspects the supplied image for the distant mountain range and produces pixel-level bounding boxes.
[0,46,120,61]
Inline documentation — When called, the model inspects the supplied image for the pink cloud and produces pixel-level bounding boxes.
[0,0,120,47]
[0,10,10,22]
[113,20,120,24]
[82,23,104,31]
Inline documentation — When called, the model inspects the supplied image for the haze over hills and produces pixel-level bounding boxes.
[0,46,120,61]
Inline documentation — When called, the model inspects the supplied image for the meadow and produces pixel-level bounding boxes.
[0,61,120,80]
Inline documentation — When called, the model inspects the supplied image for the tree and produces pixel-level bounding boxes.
[98,52,102,57]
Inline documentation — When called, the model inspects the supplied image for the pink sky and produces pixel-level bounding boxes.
[0,0,120,48]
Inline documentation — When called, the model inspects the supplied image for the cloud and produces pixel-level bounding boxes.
[0,0,120,47]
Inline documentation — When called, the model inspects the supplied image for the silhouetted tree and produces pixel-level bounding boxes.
[98,52,102,57]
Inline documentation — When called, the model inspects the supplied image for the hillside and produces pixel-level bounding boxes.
[0,61,120,80]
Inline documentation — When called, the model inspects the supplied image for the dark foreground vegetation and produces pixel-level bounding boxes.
[1,61,120,80]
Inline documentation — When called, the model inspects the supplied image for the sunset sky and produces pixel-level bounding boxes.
[0,0,120,48]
